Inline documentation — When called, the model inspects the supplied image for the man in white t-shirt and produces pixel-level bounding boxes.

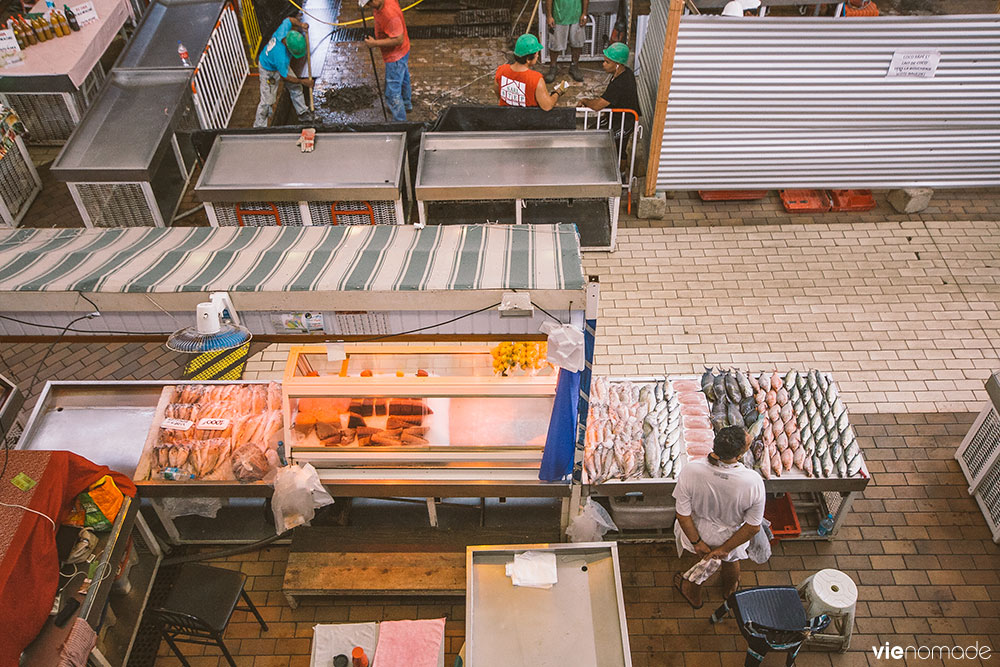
[672,425,765,608]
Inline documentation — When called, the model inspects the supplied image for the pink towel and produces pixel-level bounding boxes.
[373,618,446,667]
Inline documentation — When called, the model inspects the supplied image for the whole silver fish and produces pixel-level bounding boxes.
[644,431,661,477]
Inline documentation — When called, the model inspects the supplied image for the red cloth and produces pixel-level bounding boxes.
[0,450,136,667]
[495,64,543,107]
[372,0,409,63]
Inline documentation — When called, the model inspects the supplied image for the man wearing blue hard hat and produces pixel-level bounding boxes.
[579,42,640,139]
[254,15,315,127]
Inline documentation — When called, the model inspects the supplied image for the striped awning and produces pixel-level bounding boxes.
[0,225,585,294]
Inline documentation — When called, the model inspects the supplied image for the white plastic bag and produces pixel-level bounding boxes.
[540,321,585,372]
[270,463,334,534]
[565,498,618,543]
[683,557,721,584]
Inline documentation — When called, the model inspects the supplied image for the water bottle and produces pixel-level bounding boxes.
[177,41,190,66]
[161,467,195,480]
[817,512,835,536]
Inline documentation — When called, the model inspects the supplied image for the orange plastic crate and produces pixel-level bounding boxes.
[764,492,801,541]
[829,189,876,212]
[698,190,769,201]
[779,189,832,213]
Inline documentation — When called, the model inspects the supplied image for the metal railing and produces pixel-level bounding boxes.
[191,4,249,130]
[577,107,641,213]
[239,0,262,59]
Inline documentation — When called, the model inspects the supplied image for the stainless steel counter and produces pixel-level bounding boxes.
[467,542,631,667]
[415,131,622,201]
[194,133,408,202]
[50,70,194,181]
[17,381,165,478]
[115,0,225,70]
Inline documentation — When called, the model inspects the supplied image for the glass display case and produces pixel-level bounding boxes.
[283,344,561,489]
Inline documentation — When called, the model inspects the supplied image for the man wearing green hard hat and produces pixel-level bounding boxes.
[579,42,640,140]
[254,15,316,127]
[495,33,567,111]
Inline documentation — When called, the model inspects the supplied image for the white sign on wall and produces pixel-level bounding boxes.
[886,49,941,79]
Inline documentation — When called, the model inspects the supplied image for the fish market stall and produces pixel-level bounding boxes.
[583,370,870,539]
[414,131,622,251]
[194,132,409,227]
[466,542,632,667]
[0,0,131,145]
[6,224,592,541]
[282,343,562,496]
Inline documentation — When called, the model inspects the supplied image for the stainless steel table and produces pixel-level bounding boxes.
[194,132,409,226]
[466,542,632,667]
[50,69,199,227]
[115,0,225,70]
[415,131,622,250]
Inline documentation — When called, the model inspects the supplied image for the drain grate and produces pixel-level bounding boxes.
[409,23,509,37]
[456,8,510,23]
[334,22,508,40]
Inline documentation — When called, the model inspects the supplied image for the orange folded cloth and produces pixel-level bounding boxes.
[373,618,445,667]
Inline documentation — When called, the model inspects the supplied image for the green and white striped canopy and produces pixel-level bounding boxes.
[0,225,585,294]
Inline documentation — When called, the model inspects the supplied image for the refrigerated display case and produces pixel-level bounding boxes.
[283,344,569,496]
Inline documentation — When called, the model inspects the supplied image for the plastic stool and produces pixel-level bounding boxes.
[797,569,857,652]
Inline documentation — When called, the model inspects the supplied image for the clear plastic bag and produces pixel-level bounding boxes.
[270,463,335,533]
[565,498,618,543]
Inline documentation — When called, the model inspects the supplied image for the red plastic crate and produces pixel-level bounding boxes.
[698,190,769,202]
[779,189,832,213]
[764,492,801,541]
[829,189,876,212]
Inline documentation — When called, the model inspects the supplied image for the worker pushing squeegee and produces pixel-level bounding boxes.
[359,0,412,122]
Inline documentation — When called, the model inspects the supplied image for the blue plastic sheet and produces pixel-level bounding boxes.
[539,368,581,482]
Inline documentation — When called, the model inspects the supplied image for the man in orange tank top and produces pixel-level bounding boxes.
[495,34,564,111]
[842,0,879,16]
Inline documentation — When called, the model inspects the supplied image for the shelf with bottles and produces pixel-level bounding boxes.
[6,5,80,51]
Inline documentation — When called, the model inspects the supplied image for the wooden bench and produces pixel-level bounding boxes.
[281,525,559,608]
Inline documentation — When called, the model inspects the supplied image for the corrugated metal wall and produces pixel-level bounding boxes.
[647,14,1000,190]
[636,0,668,126]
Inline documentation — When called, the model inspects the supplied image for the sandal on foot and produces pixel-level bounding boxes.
[673,572,703,609]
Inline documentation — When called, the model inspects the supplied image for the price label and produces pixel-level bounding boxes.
[0,29,20,53]
[160,418,194,431]
[197,417,230,431]
[71,1,99,25]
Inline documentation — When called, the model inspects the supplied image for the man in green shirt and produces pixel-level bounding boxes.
[544,0,588,83]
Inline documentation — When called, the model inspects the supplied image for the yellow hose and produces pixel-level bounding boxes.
[285,0,429,28]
